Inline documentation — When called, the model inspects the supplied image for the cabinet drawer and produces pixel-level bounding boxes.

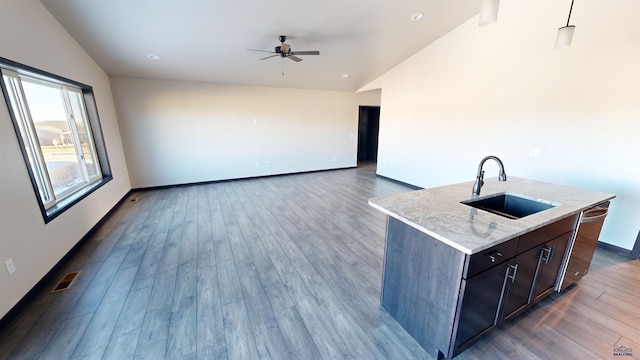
[517,214,579,253]
[463,238,518,279]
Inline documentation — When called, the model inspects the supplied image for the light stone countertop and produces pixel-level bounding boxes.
[369,176,615,255]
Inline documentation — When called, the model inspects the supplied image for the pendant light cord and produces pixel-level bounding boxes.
[566,0,574,26]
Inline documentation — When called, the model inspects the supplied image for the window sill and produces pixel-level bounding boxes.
[43,176,112,223]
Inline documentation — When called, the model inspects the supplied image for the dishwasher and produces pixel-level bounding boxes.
[556,201,610,291]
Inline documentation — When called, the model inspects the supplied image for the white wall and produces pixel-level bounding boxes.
[0,0,131,318]
[111,78,379,188]
[361,0,640,250]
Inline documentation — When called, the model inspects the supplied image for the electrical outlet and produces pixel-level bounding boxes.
[256,162,260,168]
[265,118,269,125]
[265,161,271,167]
[5,258,16,275]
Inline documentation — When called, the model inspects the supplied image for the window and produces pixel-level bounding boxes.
[1,58,111,222]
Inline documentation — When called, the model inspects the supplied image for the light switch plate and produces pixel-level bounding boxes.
[5,258,16,275]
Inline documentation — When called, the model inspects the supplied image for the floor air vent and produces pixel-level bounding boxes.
[51,271,80,293]
[130,196,139,202]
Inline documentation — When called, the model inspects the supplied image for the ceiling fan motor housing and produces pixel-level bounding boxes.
[248,35,318,63]
[275,46,287,57]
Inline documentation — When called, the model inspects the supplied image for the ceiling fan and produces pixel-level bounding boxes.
[248,35,320,62]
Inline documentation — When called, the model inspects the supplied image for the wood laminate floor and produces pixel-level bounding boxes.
[0,165,638,360]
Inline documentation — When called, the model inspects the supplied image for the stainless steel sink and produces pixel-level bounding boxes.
[461,193,557,219]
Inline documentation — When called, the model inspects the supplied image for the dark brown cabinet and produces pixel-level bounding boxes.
[452,218,576,356]
[381,214,581,360]
[530,232,571,303]
[453,258,514,351]
[451,230,573,356]
[499,245,540,321]
[496,231,572,323]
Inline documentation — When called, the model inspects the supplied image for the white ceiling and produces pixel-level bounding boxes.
[40,0,482,92]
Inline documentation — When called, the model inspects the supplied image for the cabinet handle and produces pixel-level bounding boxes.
[487,251,503,263]
[540,246,553,264]
[507,264,518,283]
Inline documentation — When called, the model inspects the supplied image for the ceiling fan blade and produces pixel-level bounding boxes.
[291,51,320,56]
[246,49,274,53]
[260,54,279,60]
[287,55,303,62]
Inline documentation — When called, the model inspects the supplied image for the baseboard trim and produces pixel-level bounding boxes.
[375,174,423,191]
[596,241,637,259]
[133,166,357,191]
[0,190,132,332]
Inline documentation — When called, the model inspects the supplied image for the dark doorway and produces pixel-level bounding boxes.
[357,106,380,164]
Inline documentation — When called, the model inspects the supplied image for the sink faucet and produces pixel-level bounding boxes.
[472,156,507,196]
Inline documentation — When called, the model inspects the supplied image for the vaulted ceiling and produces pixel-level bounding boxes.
[41,0,482,91]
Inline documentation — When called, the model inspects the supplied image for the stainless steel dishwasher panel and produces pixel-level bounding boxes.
[556,202,609,291]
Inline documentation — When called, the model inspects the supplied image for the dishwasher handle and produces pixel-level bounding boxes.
[581,208,608,224]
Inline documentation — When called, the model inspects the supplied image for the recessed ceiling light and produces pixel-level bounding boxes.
[147,53,160,60]
[411,12,424,21]
[340,73,349,78]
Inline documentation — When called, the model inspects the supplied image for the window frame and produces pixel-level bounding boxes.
[0,57,112,223]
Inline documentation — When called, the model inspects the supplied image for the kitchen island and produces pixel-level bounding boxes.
[369,176,615,359]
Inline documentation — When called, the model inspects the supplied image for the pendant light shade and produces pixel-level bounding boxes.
[555,25,575,48]
[555,0,576,48]
[479,0,500,26]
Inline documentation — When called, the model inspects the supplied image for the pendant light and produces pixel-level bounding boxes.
[555,0,576,48]
[479,0,500,26]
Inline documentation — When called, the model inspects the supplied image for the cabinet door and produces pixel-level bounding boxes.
[453,260,513,353]
[500,246,540,322]
[531,232,571,303]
